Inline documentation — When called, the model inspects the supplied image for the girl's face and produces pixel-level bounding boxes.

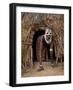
[45,28,52,42]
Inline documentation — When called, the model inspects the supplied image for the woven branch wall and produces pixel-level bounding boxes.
[21,13,64,72]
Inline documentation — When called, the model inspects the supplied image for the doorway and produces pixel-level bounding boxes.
[32,30,56,62]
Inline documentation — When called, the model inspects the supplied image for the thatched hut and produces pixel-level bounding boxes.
[21,13,64,73]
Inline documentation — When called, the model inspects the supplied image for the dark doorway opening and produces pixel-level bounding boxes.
[32,30,56,62]
[32,30,45,62]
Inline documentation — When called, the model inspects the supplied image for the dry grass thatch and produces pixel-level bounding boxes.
[21,12,64,74]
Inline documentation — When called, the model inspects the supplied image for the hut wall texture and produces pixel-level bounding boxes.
[21,13,64,72]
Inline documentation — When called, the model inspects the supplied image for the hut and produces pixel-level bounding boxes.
[21,13,64,74]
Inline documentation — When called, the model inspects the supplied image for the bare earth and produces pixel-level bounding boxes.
[22,62,64,77]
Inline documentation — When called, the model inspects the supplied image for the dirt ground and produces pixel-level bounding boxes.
[22,61,64,77]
